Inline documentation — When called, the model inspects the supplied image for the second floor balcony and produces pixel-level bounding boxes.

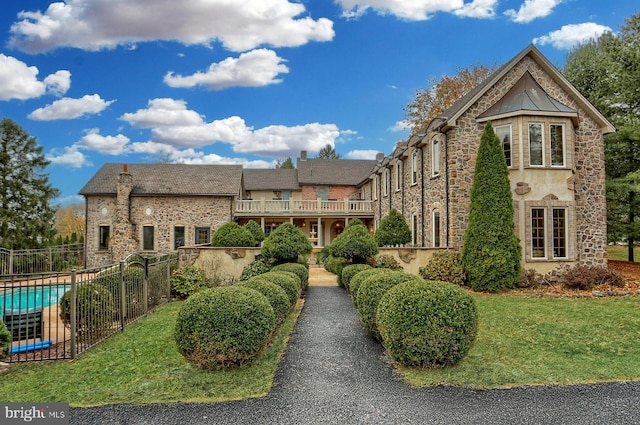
[234,199,374,217]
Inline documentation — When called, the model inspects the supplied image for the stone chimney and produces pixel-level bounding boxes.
[112,164,136,262]
[300,150,307,161]
[376,153,384,162]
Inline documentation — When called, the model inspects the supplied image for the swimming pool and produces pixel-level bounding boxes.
[0,284,71,316]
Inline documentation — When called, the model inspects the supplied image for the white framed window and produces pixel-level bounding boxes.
[411,151,418,185]
[550,124,565,167]
[530,207,569,259]
[552,208,568,259]
[531,208,546,258]
[528,123,544,166]
[373,175,378,200]
[432,138,440,176]
[432,210,441,247]
[394,161,401,192]
[495,124,512,167]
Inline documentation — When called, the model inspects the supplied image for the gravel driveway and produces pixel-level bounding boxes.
[70,271,640,424]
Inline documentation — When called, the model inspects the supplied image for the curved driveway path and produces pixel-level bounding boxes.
[71,268,640,424]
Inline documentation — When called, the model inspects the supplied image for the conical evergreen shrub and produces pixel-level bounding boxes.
[461,121,521,292]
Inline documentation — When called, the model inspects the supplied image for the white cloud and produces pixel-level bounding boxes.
[504,0,562,23]
[44,70,71,96]
[47,145,92,168]
[337,0,498,21]
[0,54,45,100]
[77,129,130,155]
[346,150,380,159]
[28,94,115,120]
[129,142,274,167]
[9,0,334,53]
[389,120,411,132]
[533,22,613,50]
[164,49,289,90]
[120,98,341,158]
[53,194,85,206]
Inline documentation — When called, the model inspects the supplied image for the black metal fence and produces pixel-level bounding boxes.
[0,243,84,275]
[1,252,177,363]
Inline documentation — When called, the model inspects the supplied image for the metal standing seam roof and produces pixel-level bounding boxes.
[296,158,377,186]
[243,169,300,191]
[79,163,243,196]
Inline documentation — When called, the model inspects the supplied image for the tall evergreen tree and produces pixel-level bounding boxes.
[317,144,341,159]
[462,122,521,292]
[564,13,640,259]
[0,118,59,249]
[275,157,295,169]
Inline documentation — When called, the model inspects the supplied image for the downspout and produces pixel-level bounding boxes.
[420,143,425,247]
[401,161,405,216]
[83,195,88,268]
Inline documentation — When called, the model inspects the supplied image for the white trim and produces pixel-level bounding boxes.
[550,123,566,167]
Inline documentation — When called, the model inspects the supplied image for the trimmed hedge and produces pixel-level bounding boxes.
[59,283,117,344]
[253,271,301,305]
[238,279,290,326]
[272,263,309,290]
[341,264,372,292]
[211,222,255,247]
[356,271,424,341]
[0,320,11,361]
[174,286,275,369]
[419,250,467,286]
[261,223,312,264]
[170,265,209,299]
[239,258,274,281]
[377,280,478,367]
[349,268,393,307]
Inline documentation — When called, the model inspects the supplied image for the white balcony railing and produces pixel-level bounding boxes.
[235,199,374,215]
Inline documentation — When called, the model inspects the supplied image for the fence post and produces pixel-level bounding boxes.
[48,247,53,273]
[166,255,172,300]
[70,270,77,359]
[143,257,149,313]
[9,250,13,275]
[119,261,126,331]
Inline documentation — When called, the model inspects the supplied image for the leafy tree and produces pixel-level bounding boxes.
[54,203,85,243]
[243,220,265,245]
[564,13,640,259]
[261,223,312,264]
[211,222,255,247]
[317,144,341,159]
[0,118,59,249]
[374,209,411,247]
[275,157,295,169]
[461,122,521,292]
[329,223,378,264]
[404,64,496,133]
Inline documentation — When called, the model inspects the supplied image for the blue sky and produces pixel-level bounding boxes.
[0,0,636,206]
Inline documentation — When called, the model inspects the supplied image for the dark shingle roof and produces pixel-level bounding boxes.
[297,158,377,185]
[243,169,300,191]
[79,163,243,196]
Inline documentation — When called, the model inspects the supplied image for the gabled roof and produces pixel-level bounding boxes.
[79,163,243,196]
[297,158,377,185]
[243,169,300,191]
[436,44,615,134]
[477,71,577,123]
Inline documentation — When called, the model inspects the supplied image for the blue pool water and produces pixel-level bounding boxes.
[0,285,71,316]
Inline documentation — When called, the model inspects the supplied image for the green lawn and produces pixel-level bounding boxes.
[398,294,640,388]
[0,300,302,407]
[607,244,640,261]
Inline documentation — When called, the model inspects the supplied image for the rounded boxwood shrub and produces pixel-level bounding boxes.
[211,222,255,247]
[377,280,478,367]
[238,279,290,326]
[341,264,372,292]
[170,264,209,299]
[419,250,467,286]
[59,283,117,343]
[261,223,312,264]
[255,271,301,305]
[243,220,265,246]
[174,286,275,369]
[239,258,274,281]
[356,271,425,341]
[271,263,309,290]
[349,268,393,307]
[0,320,11,361]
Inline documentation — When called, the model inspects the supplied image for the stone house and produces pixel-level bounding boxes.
[81,45,612,273]
[360,45,614,273]
[80,163,244,267]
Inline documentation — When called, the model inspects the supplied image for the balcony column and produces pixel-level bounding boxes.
[260,217,265,232]
[317,217,322,246]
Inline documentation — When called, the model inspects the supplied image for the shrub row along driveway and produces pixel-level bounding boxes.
[71,268,640,424]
